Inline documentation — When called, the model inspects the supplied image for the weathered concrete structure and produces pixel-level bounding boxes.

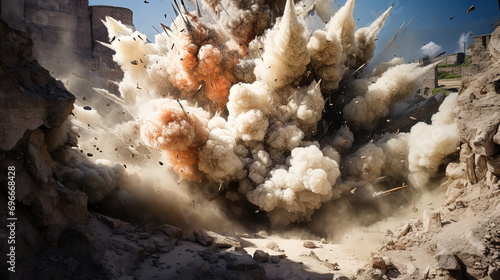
[470,34,492,63]
[418,65,438,98]
[463,33,493,78]
[0,0,133,94]
[419,52,465,67]
[90,5,134,92]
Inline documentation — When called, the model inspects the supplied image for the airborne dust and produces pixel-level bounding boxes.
[48,0,459,234]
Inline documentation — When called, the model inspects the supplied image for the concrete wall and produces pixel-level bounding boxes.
[0,0,133,94]
[90,5,133,90]
[471,34,492,64]
[420,53,465,67]
[419,65,438,98]
[0,0,25,31]
[437,66,462,76]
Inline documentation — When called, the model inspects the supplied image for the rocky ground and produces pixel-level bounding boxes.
[1,17,500,280]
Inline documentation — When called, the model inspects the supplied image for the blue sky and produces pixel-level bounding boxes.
[89,0,499,62]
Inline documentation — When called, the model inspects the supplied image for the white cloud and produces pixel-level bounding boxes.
[420,41,442,56]
[456,31,472,53]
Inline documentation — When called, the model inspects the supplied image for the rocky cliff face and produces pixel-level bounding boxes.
[0,0,134,95]
[459,29,500,181]
[0,18,88,278]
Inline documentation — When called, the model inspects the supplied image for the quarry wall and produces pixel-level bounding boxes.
[419,65,438,98]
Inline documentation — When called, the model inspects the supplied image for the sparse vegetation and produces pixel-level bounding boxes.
[438,64,458,68]
[462,55,472,67]
[438,71,461,79]
[432,88,452,95]
[438,55,472,68]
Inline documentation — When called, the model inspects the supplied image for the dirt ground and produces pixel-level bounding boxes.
[438,78,462,91]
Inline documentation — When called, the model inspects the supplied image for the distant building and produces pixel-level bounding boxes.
[462,33,493,76]
[418,65,438,98]
[470,34,492,58]
[419,52,465,67]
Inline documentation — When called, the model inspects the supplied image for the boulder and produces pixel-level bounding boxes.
[435,253,460,271]
[158,224,184,239]
[445,162,466,179]
[266,241,284,252]
[253,250,269,263]
[194,229,215,246]
[394,223,411,238]
[208,231,243,250]
[333,273,349,280]
[423,210,442,232]
[224,251,264,272]
[97,213,133,233]
[370,255,387,272]
[270,255,280,263]
[303,240,317,248]
[194,229,243,250]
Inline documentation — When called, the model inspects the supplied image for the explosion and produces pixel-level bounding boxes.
[52,0,460,227]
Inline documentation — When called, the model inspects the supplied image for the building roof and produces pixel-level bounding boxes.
[472,33,492,38]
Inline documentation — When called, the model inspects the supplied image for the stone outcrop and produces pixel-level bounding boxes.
[0,19,75,150]
[0,0,134,94]
[459,27,500,179]
[0,17,87,275]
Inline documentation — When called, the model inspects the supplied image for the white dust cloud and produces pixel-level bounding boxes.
[344,62,437,131]
[254,0,311,90]
[407,92,460,188]
[48,0,461,228]
[420,41,442,56]
[341,93,459,191]
[200,0,271,45]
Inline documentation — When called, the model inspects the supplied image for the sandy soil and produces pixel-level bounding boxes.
[438,78,462,90]
[240,188,449,279]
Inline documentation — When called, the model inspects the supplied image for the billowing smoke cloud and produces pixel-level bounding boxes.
[49,0,456,229]
[140,99,210,180]
[200,0,272,45]
[53,148,128,204]
[254,0,310,90]
[341,93,459,192]
[163,13,242,108]
[348,5,393,69]
[198,117,247,182]
[243,144,341,226]
[343,62,437,131]
[314,0,336,23]
[407,92,460,188]
[102,16,161,105]
[308,0,356,91]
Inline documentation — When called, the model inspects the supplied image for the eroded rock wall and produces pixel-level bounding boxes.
[459,29,500,182]
[0,18,87,275]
